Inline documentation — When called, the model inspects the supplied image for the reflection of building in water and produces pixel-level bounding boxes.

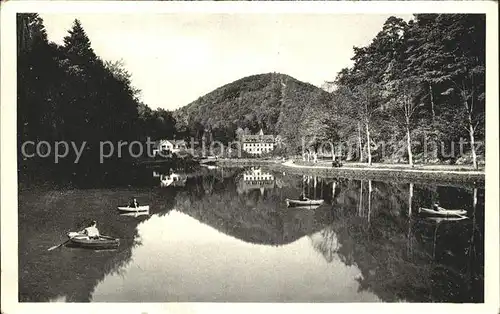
[237,167,276,194]
[153,171,187,187]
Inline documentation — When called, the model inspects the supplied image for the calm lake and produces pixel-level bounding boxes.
[18,165,484,302]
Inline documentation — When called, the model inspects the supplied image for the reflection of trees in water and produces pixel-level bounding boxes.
[202,174,216,195]
[174,172,335,246]
[328,179,484,302]
[18,188,173,302]
[309,226,340,263]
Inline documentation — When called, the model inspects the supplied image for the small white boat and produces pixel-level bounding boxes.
[418,207,467,217]
[117,205,150,212]
[286,199,324,207]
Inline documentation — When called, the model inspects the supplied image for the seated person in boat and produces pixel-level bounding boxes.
[81,220,100,239]
[332,160,342,167]
[299,193,309,201]
[432,201,444,211]
[129,198,139,208]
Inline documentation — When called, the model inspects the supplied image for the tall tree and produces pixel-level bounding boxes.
[63,19,97,64]
[353,82,381,166]
[386,78,423,166]
[439,14,485,169]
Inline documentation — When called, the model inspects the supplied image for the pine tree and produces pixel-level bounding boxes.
[63,19,97,64]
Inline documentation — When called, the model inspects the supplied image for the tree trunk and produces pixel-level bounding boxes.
[357,122,363,162]
[406,125,413,167]
[468,114,478,170]
[429,83,436,124]
[365,121,372,165]
[339,143,343,162]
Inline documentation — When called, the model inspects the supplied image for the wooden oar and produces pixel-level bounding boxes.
[48,237,72,251]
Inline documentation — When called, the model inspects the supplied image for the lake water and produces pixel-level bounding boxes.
[18,166,484,302]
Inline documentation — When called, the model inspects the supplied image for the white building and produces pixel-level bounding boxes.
[242,129,275,155]
[152,139,187,156]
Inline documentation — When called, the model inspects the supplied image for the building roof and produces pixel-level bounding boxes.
[154,139,187,148]
[242,135,275,143]
[242,130,275,143]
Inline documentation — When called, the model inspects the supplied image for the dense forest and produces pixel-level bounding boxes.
[323,14,486,169]
[176,14,485,168]
[17,14,178,182]
[173,73,332,151]
[17,13,486,179]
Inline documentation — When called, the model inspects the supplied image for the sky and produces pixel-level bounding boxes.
[40,13,413,111]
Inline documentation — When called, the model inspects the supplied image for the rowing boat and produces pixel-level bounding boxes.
[117,205,150,212]
[286,199,324,207]
[418,207,467,217]
[66,232,120,250]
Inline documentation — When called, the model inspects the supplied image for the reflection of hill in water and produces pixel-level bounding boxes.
[19,169,484,303]
[18,187,179,302]
[174,172,335,246]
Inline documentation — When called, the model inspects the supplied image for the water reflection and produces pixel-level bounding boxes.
[92,210,380,302]
[237,167,276,195]
[18,167,484,302]
[119,210,150,218]
[153,170,187,187]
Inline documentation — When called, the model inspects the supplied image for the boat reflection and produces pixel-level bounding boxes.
[119,210,150,218]
[18,168,484,303]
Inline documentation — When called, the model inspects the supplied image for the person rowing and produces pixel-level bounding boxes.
[79,220,100,239]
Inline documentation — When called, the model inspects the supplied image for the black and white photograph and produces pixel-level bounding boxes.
[1,1,498,313]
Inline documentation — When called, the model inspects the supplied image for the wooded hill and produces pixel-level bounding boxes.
[17,13,485,175]
[173,73,333,152]
[174,14,486,168]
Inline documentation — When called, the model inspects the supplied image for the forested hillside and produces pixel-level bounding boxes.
[17,14,177,181]
[17,13,486,174]
[174,14,485,168]
[174,73,333,152]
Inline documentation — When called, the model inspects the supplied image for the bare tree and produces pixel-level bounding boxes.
[387,78,423,166]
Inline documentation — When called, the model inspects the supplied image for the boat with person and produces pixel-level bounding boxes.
[286,198,324,207]
[117,205,150,212]
[66,232,120,250]
[418,207,467,217]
